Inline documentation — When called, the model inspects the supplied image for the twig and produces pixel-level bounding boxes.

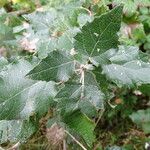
[65,130,87,150]
[7,142,20,150]
[93,142,101,150]
[0,147,5,150]
[80,68,85,99]
[0,142,20,150]
[63,140,67,150]
[95,109,105,126]
[8,10,30,16]
[79,7,92,16]
[108,99,117,108]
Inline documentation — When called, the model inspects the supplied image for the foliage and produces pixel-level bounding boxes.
[0,0,150,149]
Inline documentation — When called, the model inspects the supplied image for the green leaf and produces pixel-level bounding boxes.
[0,57,8,71]
[139,84,150,96]
[113,0,137,16]
[63,111,95,147]
[135,0,150,7]
[77,13,93,27]
[105,146,122,150]
[0,119,37,144]
[90,45,140,66]
[27,51,75,82]
[102,46,150,86]
[0,23,14,46]
[55,72,104,116]
[109,46,139,63]
[0,12,21,47]
[23,10,58,34]
[37,28,79,59]
[20,81,57,119]
[103,60,150,86]
[74,6,123,63]
[0,60,57,120]
[130,109,150,134]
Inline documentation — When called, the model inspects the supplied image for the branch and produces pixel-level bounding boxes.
[95,109,105,126]
[0,142,20,150]
[7,142,20,150]
[8,10,30,16]
[65,130,87,150]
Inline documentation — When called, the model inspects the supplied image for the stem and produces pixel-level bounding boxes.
[63,140,67,150]
[108,99,117,108]
[8,10,30,16]
[65,130,87,150]
[7,142,20,150]
[0,144,19,150]
[95,109,105,126]
[80,69,85,99]
[78,7,92,16]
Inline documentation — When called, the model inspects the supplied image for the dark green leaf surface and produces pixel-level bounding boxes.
[74,6,123,62]
[56,71,104,110]
[27,51,75,82]
[0,60,57,120]
[64,111,95,148]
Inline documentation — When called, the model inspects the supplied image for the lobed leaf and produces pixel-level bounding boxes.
[74,6,123,62]
[102,46,150,86]
[55,72,105,116]
[0,59,57,120]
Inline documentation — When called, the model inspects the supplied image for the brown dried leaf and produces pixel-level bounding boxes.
[20,38,39,52]
[46,123,66,147]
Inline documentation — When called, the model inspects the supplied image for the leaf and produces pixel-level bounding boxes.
[103,60,150,86]
[0,23,14,46]
[0,119,37,144]
[63,110,95,147]
[27,51,75,82]
[109,46,139,63]
[55,72,104,116]
[102,46,150,86]
[135,0,150,7]
[113,0,150,16]
[77,13,93,27]
[105,146,122,150]
[0,60,57,120]
[0,57,8,71]
[113,0,137,15]
[139,84,150,96]
[20,81,57,119]
[23,10,58,34]
[93,41,143,67]
[130,109,150,134]
[0,12,21,47]
[74,6,123,62]
[37,28,79,59]
[22,0,85,38]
